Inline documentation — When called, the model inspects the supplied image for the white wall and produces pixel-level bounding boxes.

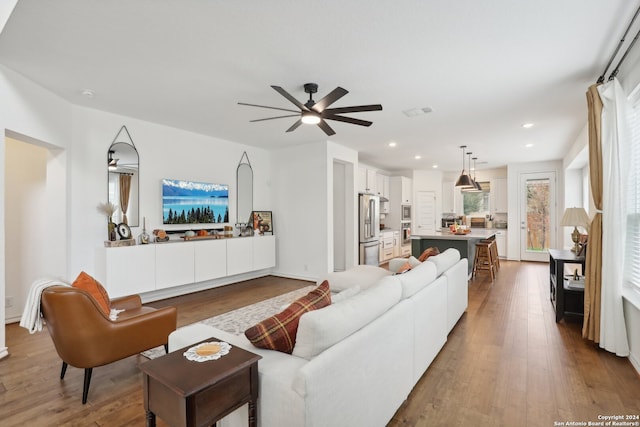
[0,65,73,358]
[68,106,273,276]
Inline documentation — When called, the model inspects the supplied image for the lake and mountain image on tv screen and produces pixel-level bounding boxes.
[162,179,229,224]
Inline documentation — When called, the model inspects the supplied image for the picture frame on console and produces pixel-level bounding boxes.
[251,211,273,235]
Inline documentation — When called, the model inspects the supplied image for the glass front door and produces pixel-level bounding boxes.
[520,172,556,262]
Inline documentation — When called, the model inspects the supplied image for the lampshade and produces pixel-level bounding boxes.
[455,145,475,188]
[560,207,590,228]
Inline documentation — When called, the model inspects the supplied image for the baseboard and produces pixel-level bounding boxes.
[270,271,318,283]
[629,353,640,376]
[0,347,8,360]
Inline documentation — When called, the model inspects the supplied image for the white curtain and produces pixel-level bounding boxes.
[597,78,630,356]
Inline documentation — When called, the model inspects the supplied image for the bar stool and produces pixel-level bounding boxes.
[473,240,496,280]
[482,238,501,271]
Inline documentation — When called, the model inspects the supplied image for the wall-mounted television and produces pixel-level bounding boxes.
[162,179,229,225]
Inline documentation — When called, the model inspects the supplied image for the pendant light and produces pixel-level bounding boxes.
[462,152,480,192]
[455,145,474,188]
[466,157,483,192]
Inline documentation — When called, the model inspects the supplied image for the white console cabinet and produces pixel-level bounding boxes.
[155,241,195,290]
[96,236,275,298]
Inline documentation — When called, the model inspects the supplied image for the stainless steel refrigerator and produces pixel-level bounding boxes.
[359,193,380,265]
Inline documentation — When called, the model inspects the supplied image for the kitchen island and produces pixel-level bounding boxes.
[411,229,497,275]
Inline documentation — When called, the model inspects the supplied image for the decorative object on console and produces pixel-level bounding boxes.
[560,207,590,253]
[116,223,132,240]
[97,201,118,242]
[455,145,474,188]
[153,229,169,242]
[251,211,273,235]
[139,216,150,244]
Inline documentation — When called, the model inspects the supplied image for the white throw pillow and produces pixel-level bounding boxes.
[396,261,438,299]
[318,265,391,292]
[293,276,401,359]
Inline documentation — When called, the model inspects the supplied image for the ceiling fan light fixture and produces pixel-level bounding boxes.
[301,111,321,125]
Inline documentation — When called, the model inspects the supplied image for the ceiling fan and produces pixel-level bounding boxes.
[238,83,383,136]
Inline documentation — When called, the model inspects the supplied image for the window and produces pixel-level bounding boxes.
[462,182,490,217]
[626,101,640,292]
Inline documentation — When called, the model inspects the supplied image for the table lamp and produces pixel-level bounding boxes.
[560,207,590,253]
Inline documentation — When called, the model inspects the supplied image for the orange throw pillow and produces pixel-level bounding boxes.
[396,261,412,274]
[245,281,332,353]
[418,247,440,262]
[72,271,110,315]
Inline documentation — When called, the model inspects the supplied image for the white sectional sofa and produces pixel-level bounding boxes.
[168,248,468,427]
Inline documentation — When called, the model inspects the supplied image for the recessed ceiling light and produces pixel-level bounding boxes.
[403,107,433,117]
[525,143,534,148]
[388,141,397,147]
[432,164,438,169]
[522,123,534,129]
[414,155,422,160]
[81,89,95,98]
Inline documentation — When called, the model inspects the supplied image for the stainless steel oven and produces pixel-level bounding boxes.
[401,222,411,245]
[401,205,412,221]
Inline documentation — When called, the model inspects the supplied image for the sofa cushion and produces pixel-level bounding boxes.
[426,248,461,276]
[332,285,361,303]
[245,281,331,353]
[72,271,110,315]
[396,260,438,299]
[319,265,391,292]
[292,276,402,359]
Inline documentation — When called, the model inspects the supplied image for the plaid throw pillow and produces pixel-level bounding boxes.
[245,280,332,353]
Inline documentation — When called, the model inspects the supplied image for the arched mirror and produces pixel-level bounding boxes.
[236,151,253,225]
[107,126,139,227]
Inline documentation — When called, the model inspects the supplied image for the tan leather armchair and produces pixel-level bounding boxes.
[40,286,177,404]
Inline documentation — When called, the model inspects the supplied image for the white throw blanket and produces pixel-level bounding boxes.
[19,278,70,334]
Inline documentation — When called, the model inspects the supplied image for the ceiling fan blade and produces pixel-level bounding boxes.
[250,114,300,123]
[238,102,299,113]
[286,119,303,133]
[271,86,307,111]
[311,87,349,112]
[323,104,383,115]
[324,114,373,127]
[317,119,336,136]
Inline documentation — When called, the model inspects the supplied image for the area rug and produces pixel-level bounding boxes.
[141,285,316,359]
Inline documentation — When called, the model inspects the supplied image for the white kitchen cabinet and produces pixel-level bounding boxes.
[358,165,378,194]
[491,178,508,213]
[96,245,156,298]
[379,231,394,262]
[253,235,276,270]
[494,230,507,258]
[442,181,455,213]
[377,173,390,213]
[194,239,227,282]
[156,242,195,289]
[393,231,400,257]
[390,176,412,205]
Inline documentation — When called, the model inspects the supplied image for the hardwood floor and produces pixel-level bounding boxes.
[1,262,639,426]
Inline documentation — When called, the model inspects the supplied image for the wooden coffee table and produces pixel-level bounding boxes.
[140,337,261,427]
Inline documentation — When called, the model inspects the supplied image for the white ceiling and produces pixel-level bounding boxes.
[1,0,637,173]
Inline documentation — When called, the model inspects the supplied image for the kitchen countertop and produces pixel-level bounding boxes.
[411,228,497,240]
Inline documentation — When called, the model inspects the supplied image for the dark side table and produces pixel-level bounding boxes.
[549,249,586,323]
[140,337,261,427]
